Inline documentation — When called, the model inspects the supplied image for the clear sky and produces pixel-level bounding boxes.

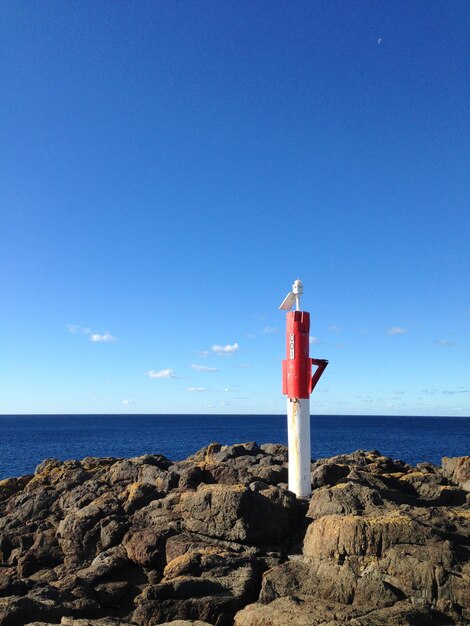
[1,1,469,416]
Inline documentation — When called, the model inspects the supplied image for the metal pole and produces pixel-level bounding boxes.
[287,397,311,497]
[279,279,328,499]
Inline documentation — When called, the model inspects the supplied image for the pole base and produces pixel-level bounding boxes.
[287,397,311,498]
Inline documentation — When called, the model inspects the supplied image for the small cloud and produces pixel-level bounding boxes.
[68,324,117,342]
[224,388,232,392]
[309,336,321,345]
[329,325,340,333]
[146,369,180,379]
[262,326,278,334]
[187,387,208,392]
[212,342,239,355]
[190,364,219,372]
[90,332,117,343]
[434,339,456,347]
[67,324,90,335]
[238,363,251,369]
[387,326,407,335]
[122,399,135,405]
[198,350,210,358]
[245,333,256,339]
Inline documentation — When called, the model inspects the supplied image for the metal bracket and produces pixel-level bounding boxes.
[310,358,328,393]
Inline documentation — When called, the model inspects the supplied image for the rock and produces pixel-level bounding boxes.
[177,466,208,490]
[399,471,466,505]
[124,528,169,569]
[0,595,64,626]
[442,456,470,486]
[0,448,468,626]
[17,528,62,576]
[63,618,133,625]
[249,481,269,492]
[234,596,451,626]
[181,484,300,545]
[310,462,350,489]
[303,511,434,559]
[0,476,33,502]
[248,465,288,486]
[121,482,163,514]
[74,545,129,584]
[56,493,124,562]
[307,481,384,519]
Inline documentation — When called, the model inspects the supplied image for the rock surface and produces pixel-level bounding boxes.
[0,445,468,625]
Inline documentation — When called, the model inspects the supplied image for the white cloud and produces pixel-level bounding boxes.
[387,326,407,335]
[329,325,341,333]
[90,332,117,343]
[146,369,180,379]
[262,326,278,334]
[238,363,251,369]
[187,387,208,392]
[67,324,90,335]
[309,336,321,345]
[434,338,455,347]
[190,364,219,372]
[68,324,117,342]
[212,342,239,355]
[122,399,135,405]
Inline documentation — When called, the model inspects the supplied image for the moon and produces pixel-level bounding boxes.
[377,37,383,45]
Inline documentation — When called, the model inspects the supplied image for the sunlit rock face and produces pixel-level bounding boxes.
[0,446,468,626]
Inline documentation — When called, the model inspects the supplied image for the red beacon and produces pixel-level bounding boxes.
[279,279,328,497]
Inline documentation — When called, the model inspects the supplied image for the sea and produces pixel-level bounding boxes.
[0,414,469,480]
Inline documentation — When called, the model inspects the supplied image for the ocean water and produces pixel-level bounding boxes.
[0,414,468,480]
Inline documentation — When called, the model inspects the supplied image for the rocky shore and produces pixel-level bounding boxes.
[0,443,469,626]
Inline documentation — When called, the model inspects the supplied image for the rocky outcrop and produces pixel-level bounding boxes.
[0,446,468,625]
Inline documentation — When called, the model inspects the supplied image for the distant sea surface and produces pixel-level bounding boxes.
[0,414,469,479]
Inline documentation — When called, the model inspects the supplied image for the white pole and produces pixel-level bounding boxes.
[287,397,311,497]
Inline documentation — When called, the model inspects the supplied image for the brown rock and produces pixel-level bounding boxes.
[234,596,450,626]
[442,456,470,486]
[181,484,299,545]
[307,481,384,520]
[124,528,169,569]
[303,511,433,560]
[56,493,123,562]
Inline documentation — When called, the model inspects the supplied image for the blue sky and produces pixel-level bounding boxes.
[1,1,469,416]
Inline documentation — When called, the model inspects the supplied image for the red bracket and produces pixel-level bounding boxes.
[309,358,328,393]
